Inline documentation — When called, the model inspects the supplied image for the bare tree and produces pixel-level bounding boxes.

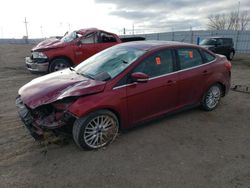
[207,10,249,31]
[207,14,224,30]
[227,11,239,30]
[240,10,249,30]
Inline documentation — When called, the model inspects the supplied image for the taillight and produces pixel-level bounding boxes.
[224,61,232,71]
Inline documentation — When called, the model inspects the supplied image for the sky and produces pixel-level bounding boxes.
[0,0,249,38]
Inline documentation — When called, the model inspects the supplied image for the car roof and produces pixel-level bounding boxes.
[206,36,232,39]
[77,28,117,36]
[118,40,198,51]
[77,28,98,35]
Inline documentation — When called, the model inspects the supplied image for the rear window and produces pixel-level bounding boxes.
[222,38,233,45]
[203,50,216,62]
[99,32,117,43]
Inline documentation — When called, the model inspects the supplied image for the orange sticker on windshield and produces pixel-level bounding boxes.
[189,51,193,59]
[155,57,161,65]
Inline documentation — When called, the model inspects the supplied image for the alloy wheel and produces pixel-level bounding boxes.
[205,86,221,109]
[83,115,118,149]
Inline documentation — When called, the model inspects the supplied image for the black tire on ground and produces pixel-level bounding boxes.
[49,58,71,72]
[72,110,119,150]
[201,84,222,111]
[227,51,234,61]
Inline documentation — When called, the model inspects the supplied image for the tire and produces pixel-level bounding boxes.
[72,110,119,150]
[227,51,234,61]
[49,58,70,72]
[201,84,222,111]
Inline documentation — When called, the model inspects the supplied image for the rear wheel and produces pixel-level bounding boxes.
[73,110,119,150]
[49,58,70,72]
[227,51,234,61]
[201,84,222,111]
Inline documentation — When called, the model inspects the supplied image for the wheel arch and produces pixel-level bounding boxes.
[75,107,122,129]
[49,56,74,66]
[205,81,226,97]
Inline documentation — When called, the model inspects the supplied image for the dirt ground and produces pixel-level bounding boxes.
[0,44,249,188]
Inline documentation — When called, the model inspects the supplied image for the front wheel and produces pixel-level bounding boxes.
[49,58,70,72]
[201,84,222,111]
[73,110,119,150]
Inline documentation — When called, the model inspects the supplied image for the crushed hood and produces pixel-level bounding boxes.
[32,37,66,51]
[19,69,106,109]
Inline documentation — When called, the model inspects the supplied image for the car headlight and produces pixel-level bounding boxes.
[32,52,48,59]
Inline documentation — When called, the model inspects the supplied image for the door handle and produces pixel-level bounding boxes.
[166,80,176,86]
[202,70,209,76]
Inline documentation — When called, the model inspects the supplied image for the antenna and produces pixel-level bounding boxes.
[24,17,29,39]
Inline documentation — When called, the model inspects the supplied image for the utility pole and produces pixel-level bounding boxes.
[235,1,241,51]
[123,28,126,35]
[40,25,44,38]
[190,25,193,44]
[0,27,3,38]
[235,1,240,30]
[132,24,134,35]
[172,27,175,41]
[68,23,71,32]
[24,17,29,39]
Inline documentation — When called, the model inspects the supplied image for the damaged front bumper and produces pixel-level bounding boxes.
[25,57,49,73]
[16,96,75,140]
[16,97,44,139]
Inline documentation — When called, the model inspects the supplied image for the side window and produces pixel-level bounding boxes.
[217,39,223,45]
[177,48,203,70]
[80,33,96,44]
[223,38,233,46]
[99,32,117,43]
[202,50,216,63]
[133,49,174,78]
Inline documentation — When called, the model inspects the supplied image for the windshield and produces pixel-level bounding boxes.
[200,38,217,45]
[75,45,146,80]
[61,31,81,43]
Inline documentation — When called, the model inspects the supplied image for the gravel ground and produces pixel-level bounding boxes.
[0,44,249,188]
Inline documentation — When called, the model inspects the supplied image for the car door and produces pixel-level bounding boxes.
[74,32,98,64]
[215,38,226,55]
[95,31,118,52]
[176,47,207,107]
[126,49,179,125]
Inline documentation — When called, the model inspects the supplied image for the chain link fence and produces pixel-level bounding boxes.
[124,30,250,53]
[0,30,250,53]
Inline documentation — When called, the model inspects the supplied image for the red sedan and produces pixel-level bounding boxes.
[16,41,231,150]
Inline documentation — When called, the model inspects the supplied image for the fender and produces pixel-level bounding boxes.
[68,90,128,129]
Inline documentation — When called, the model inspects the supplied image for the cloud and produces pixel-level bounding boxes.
[110,10,159,21]
[95,0,250,32]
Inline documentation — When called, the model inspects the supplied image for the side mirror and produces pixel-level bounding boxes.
[131,72,149,83]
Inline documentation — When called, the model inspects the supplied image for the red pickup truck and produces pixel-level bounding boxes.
[25,28,122,73]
